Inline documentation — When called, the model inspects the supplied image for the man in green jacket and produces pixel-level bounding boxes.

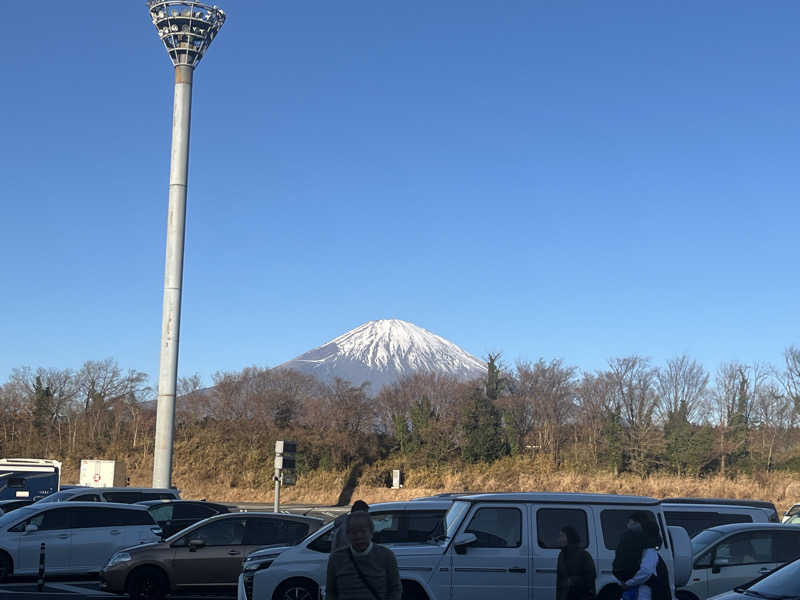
[325,509,402,600]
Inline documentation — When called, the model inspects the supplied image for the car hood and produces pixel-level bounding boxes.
[246,543,295,560]
[120,541,166,554]
[391,543,446,558]
[707,592,746,600]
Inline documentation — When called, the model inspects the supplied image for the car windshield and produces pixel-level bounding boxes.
[747,558,800,599]
[692,529,724,555]
[444,501,470,540]
[34,490,75,504]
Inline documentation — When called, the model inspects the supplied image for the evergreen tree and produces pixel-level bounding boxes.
[461,389,507,463]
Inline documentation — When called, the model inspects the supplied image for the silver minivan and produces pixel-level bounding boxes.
[678,523,800,600]
[0,502,162,580]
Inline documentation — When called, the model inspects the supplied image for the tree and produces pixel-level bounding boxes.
[460,388,506,463]
[607,356,659,476]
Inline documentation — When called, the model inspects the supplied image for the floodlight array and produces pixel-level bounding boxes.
[148,0,225,67]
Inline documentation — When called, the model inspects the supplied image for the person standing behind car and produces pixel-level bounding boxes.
[557,525,597,600]
[332,500,370,551]
[326,510,401,600]
[621,517,661,600]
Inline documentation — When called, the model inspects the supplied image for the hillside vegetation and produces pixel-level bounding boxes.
[2,350,800,511]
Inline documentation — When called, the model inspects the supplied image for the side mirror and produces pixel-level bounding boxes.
[453,533,477,554]
[24,524,39,534]
[712,557,730,574]
[188,539,206,552]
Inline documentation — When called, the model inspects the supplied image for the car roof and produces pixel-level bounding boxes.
[663,498,776,511]
[43,501,151,510]
[137,499,227,507]
[215,511,323,523]
[704,523,800,534]
[369,500,454,511]
[458,492,661,505]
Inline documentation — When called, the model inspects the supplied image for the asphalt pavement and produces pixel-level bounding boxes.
[0,579,235,599]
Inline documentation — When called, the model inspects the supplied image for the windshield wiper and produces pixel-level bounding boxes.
[741,590,791,600]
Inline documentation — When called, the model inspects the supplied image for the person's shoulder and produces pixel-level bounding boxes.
[372,544,397,559]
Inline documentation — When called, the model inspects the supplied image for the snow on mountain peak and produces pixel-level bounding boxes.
[277,319,486,393]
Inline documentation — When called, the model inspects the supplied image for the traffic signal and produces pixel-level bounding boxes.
[274,440,297,484]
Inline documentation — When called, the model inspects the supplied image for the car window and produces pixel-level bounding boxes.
[140,492,178,501]
[102,492,142,503]
[149,504,174,522]
[10,508,70,532]
[465,507,522,548]
[307,527,333,553]
[184,517,246,546]
[71,493,101,502]
[372,513,403,544]
[787,505,800,518]
[600,510,658,550]
[537,508,589,549]
[173,503,219,520]
[715,532,774,566]
[286,520,312,543]
[243,517,282,545]
[405,510,445,543]
[773,531,800,563]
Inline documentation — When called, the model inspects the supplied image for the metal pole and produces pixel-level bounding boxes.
[153,64,194,489]
[274,470,281,513]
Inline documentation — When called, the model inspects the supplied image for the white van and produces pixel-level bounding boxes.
[662,499,779,538]
[239,493,693,600]
[0,502,162,580]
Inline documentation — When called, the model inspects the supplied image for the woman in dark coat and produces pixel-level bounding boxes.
[557,526,597,600]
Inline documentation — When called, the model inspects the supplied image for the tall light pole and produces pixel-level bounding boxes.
[147,0,225,489]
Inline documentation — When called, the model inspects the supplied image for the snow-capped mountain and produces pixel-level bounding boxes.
[277,319,486,393]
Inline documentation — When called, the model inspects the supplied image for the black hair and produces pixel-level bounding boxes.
[351,500,369,512]
[561,525,581,545]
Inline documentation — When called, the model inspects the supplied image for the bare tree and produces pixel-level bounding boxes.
[656,355,709,424]
[607,356,659,475]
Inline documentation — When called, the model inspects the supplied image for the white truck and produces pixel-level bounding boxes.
[239,492,693,600]
[79,459,127,488]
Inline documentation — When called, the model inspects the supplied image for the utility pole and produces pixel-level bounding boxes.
[147,1,226,489]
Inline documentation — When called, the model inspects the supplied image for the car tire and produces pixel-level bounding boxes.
[127,566,168,600]
[0,552,11,582]
[275,580,318,600]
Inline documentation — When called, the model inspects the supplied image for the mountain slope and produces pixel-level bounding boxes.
[277,319,486,393]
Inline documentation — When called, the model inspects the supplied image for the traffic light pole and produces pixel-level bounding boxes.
[273,469,281,513]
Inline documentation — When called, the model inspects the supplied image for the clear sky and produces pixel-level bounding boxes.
[1,1,798,386]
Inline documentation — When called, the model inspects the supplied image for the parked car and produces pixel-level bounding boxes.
[35,487,180,504]
[662,498,779,537]
[678,523,800,600]
[0,502,162,581]
[0,499,35,515]
[707,555,800,600]
[781,502,800,523]
[138,499,232,538]
[99,512,323,599]
[239,500,451,600]
[239,494,693,600]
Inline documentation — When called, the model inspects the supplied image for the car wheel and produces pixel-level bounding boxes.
[276,580,317,600]
[127,566,168,600]
[0,552,11,582]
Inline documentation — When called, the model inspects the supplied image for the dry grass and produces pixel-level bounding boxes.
[62,454,800,512]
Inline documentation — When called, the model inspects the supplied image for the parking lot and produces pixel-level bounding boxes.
[0,579,234,600]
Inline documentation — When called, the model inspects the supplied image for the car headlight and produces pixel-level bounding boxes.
[105,552,132,568]
[242,554,279,573]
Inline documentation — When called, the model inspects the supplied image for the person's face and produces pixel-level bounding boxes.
[559,532,568,548]
[347,517,372,552]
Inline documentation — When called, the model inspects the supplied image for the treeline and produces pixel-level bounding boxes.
[1,349,799,482]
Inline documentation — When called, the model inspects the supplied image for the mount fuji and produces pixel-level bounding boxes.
[277,319,487,393]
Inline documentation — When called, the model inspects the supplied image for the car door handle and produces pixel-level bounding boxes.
[57,534,69,539]
[227,550,240,556]
[509,567,526,573]
[110,530,121,535]
[759,568,771,572]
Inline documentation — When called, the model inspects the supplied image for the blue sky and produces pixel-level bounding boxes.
[1,1,798,385]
